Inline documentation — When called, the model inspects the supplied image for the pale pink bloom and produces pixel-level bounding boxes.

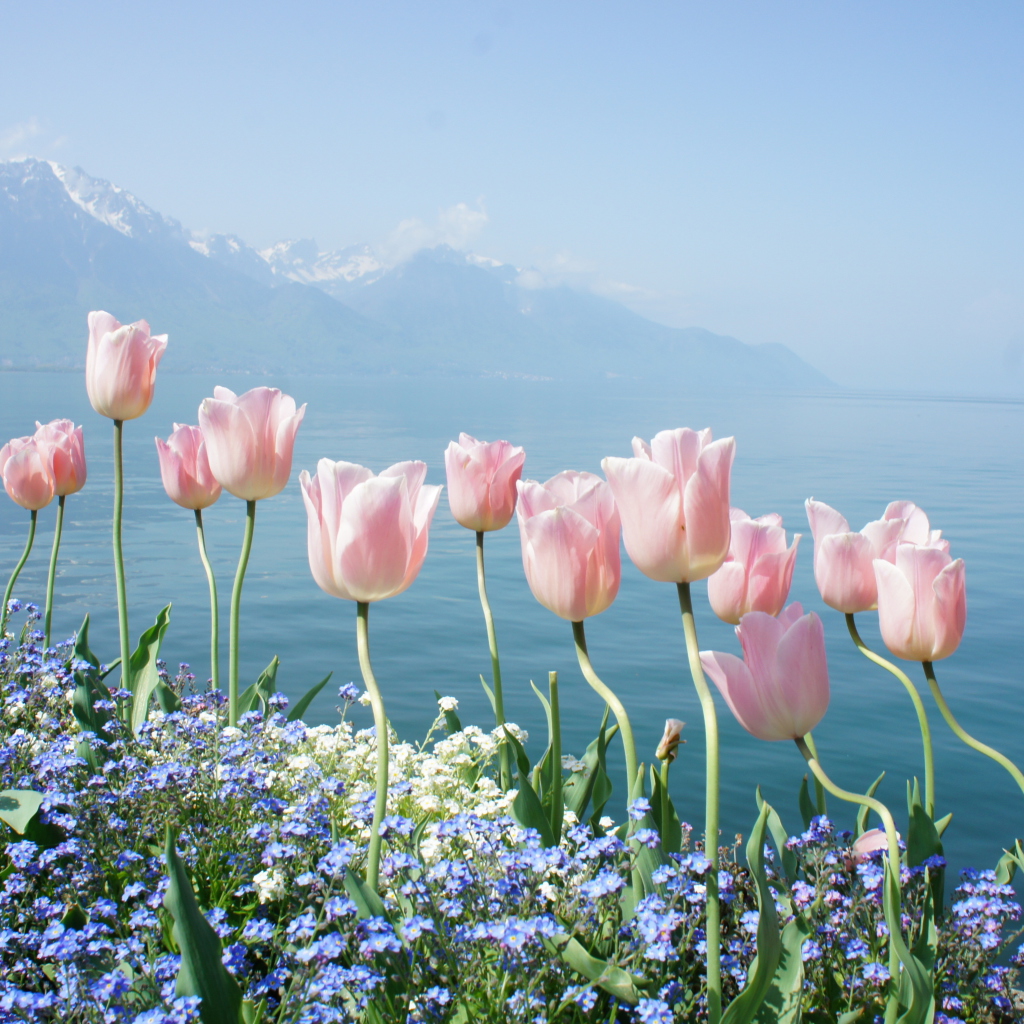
[707,508,801,624]
[300,459,442,603]
[700,603,830,742]
[444,433,526,532]
[851,828,892,863]
[0,437,56,511]
[198,386,306,501]
[873,544,966,662]
[656,718,685,762]
[516,471,620,621]
[804,499,904,613]
[883,500,948,551]
[602,428,735,583]
[155,424,222,510]
[85,311,167,421]
[33,419,87,496]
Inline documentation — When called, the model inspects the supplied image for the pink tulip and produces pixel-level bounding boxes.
[516,471,620,621]
[804,499,905,613]
[198,386,306,501]
[873,544,966,662]
[707,508,801,624]
[300,459,442,603]
[851,828,892,863]
[0,437,56,511]
[33,419,87,496]
[85,311,168,421]
[602,427,735,584]
[883,500,948,551]
[444,433,526,532]
[700,603,830,742]
[155,424,222,510]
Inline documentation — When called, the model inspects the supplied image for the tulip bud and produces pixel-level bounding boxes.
[155,424,222,510]
[85,311,167,421]
[33,419,87,496]
[444,433,526,532]
[0,437,56,511]
[655,719,685,762]
[851,827,893,863]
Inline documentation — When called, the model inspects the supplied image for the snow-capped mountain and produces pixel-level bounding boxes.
[0,157,833,387]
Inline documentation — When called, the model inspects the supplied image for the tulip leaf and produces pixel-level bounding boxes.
[503,726,556,847]
[128,604,172,734]
[478,674,496,715]
[754,912,811,1024]
[881,857,933,1024]
[501,725,533,781]
[649,764,683,855]
[73,613,100,669]
[344,866,390,921]
[756,787,797,885]
[543,933,646,1005]
[994,840,1024,886]
[0,789,44,834]
[563,708,614,823]
[855,772,886,836]
[239,656,280,717]
[934,812,953,838]
[837,1011,866,1023]
[287,672,333,722]
[906,779,945,916]
[628,766,668,899]
[798,775,815,830]
[156,680,182,715]
[722,801,781,1024]
[163,825,243,1024]
[241,999,268,1024]
[72,646,114,772]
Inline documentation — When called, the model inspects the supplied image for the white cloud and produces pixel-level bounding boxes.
[0,118,43,158]
[381,200,488,264]
[517,247,659,303]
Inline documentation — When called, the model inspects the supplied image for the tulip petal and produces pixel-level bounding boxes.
[700,650,786,742]
[337,475,412,602]
[805,498,850,541]
[930,558,967,660]
[681,436,735,581]
[707,561,748,625]
[814,532,879,613]
[520,505,597,621]
[873,558,918,658]
[773,612,830,738]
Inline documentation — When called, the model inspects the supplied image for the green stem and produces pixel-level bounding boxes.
[477,530,511,789]
[2,510,37,634]
[548,671,562,839]
[195,509,220,691]
[848,613,935,818]
[794,736,906,1022]
[43,496,65,648]
[677,582,721,1024]
[228,500,256,726]
[112,420,131,695]
[803,730,828,817]
[924,660,1024,799]
[357,601,388,891]
[659,758,671,839]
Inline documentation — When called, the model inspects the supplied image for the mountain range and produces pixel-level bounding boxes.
[0,158,832,387]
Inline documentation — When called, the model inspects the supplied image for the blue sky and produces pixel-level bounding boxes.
[2,1,1023,391]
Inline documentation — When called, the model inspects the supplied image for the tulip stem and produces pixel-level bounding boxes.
[548,671,562,840]
[477,530,511,789]
[357,601,388,892]
[795,735,912,1022]
[924,661,1024,799]
[803,730,828,817]
[43,496,65,648]
[676,582,721,1024]
[2,510,37,635]
[848,614,935,818]
[195,509,220,691]
[659,758,671,841]
[228,500,256,727]
[112,420,132,696]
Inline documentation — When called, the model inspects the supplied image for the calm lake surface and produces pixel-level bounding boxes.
[1,370,1022,876]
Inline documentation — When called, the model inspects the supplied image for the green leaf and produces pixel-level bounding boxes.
[128,605,172,734]
[343,866,389,921]
[798,775,815,830]
[756,787,797,885]
[995,840,1024,886]
[934,812,953,838]
[503,726,556,847]
[501,724,533,781]
[563,708,614,823]
[478,675,496,716]
[881,858,933,1024]
[162,825,243,1024]
[155,680,182,715]
[241,1000,267,1024]
[837,1011,865,1024]
[722,801,781,1024]
[906,778,945,916]
[287,672,333,722]
[855,772,886,836]
[74,614,100,669]
[238,656,279,717]
[543,933,646,1005]
[649,765,683,855]
[628,767,668,899]
[0,789,44,833]
[432,688,463,734]
[755,913,812,1024]
[60,903,88,930]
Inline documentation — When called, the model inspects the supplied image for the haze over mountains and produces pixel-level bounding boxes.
[0,158,832,387]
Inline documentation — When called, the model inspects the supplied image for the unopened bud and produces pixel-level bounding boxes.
[656,718,685,762]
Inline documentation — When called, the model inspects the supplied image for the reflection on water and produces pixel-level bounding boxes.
[1,371,1022,875]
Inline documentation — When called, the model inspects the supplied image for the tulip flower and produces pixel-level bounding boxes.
[701,603,830,743]
[805,499,904,613]
[516,471,620,622]
[883,500,947,550]
[85,311,167,422]
[32,419,87,647]
[444,433,525,532]
[155,424,222,511]
[873,545,966,663]
[300,459,442,603]
[852,828,891,863]
[602,428,735,584]
[301,457,442,891]
[656,718,685,763]
[156,424,223,689]
[198,386,306,502]
[86,310,168,696]
[707,509,801,624]
[0,436,56,633]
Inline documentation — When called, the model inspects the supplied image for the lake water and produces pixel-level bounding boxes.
[1,370,1022,877]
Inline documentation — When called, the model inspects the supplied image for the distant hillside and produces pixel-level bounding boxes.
[0,158,834,388]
